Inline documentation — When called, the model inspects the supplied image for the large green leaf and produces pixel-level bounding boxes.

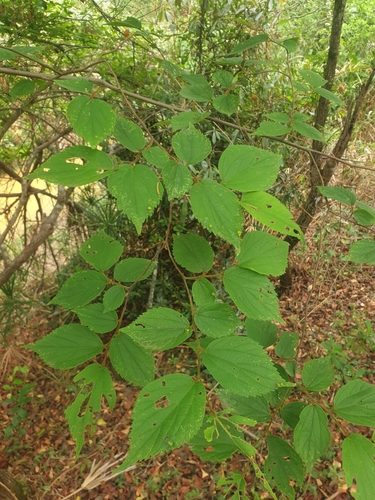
[74,303,118,334]
[79,230,123,271]
[190,180,243,247]
[195,303,240,338]
[201,336,283,397]
[173,234,213,273]
[103,286,125,313]
[26,146,113,186]
[74,364,116,412]
[302,358,334,391]
[216,389,270,422]
[348,240,375,265]
[26,325,103,369]
[161,161,193,200]
[192,278,216,306]
[118,374,206,469]
[113,116,146,152]
[245,318,278,348]
[67,96,116,147]
[114,258,155,283]
[218,145,281,192]
[228,34,269,55]
[121,308,191,350]
[265,435,304,500]
[334,379,375,426]
[294,405,331,469]
[224,267,280,322]
[109,332,154,386]
[55,78,93,93]
[241,191,303,240]
[318,186,356,205]
[49,270,107,309]
[172,125,212,164]
[107,164,163,234]
[342,434,375,500]
[238,231,288,276]
[212,94,239,116]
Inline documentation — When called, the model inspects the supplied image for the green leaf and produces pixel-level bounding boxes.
[280,38,298,53]
[142,147,170,168]
[216,389,270,422]
[121,308,191,350]
[212,70,234,88]
[172,124,212,164]
[253,122,290,137]
[275,332,299,359]
[79,230,123,271]
[224,267,280,322]
[241,191,303,240]
[195,303,240,338]
[302,358,334,391]
[219,145,281,192]
[161,161,192,200]
[74,364,116,411]
[173,234,213,273]
[113,116,146,152]
[55,78,93,93]
[201,336,283,397]
[118,374,206,469]
[228,34,269,55]
[190,180,243,247]
[231,436,257,458]
[170,111,210,131]
[65,393,92,458]
[292,80,309,92]
[189,417,242,461]
[334,379,375,426]
[180,80,213,102]
[26,324,103,369]
[213,94,239,116]
[111,16,142,29]
[342,434,375,500]
[114,258,155,283]
[318,186,356,205]
[109,332,154,386]
[103,286,125,313]
[298,69,327,87]
[161,60,188,77]
[192,278,216,306]
[356,200,375,218]
[49,270,107,309]
[0,45,45,61]
[26,146,113,186]
[349,240,375,265]
[265,435,304,500]
[245,319,278,348]
[107,164,163,234]
[10,79,36,98]
[215,56,243,65]
[294,405,331,469]
[314,87,344,106]
[291,121,324,142]
[67,96,116,147]
[280,402,308,429]
[238,231,288,276]
[353,209,375,226]
[74,303,118,334]
[265,112,290,123]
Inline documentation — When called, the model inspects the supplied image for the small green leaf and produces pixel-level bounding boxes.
[318,186,356,205]
[161,161,192,200]
[170,111,210,131]
[114,116,146,152]
[55,78,93,93]
[79,230,123,271]
[348,240,375,265]
[275,332,299,359]
[212,70,234,88]
[228,34,269,55]
[172,125,212,164]
[342,434,375,500]
[298,69,327,87]
[114,258,155,283]
[280,402,307,429]
[353,209,375,226]
[173,234,214,273]
[291,121,324,142]
[180,80,213,102]
[74,303,118,334]
[334,379,375,426]
[231,436,257,457]
[216,389,270,422]
[213,94,239,116]
[49,270,107,309]
[215,56,243,65]
[238,231,288,276]
[192,278,216,306]
[280,38,298,53]
[111,16,142,29]
[103,286,125,313]
[302,358,334,391]
[10,79,36,98]
[265,112,290,123]
[253,122,290,137]
[26,325,103,369]
[245,319,278,348]
[356,200,375,218]
[74,364,116,411]
[67,96,116,147]
[65,393,92,458]
[195,303,240,338]
[142,147,170,168]
[314,87,344,106]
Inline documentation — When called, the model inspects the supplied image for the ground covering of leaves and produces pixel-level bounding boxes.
[1,172,374,500]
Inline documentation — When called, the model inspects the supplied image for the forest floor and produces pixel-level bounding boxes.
[1,165,375,500]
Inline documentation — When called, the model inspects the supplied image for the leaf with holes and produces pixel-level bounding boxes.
[342,434,375,500]
[195,303,240,338]
[49,270,107,309]
[238,231,288,276]
[114,116,146,152]
[173,234,213,273]
[172,125,212,164]
[79,230,123,271]
[74,303,118,334]
[74,364,116,412]
[334,379,375,426]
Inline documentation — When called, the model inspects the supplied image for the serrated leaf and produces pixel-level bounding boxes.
[294,405,331,469]
[314,87,344,106]
[353,209,375,226]
[195,303,240,338]
[348,240,375,265]
[318,186,356,205]
[201,336,283,397]
[142,147,170,168]
[213,94,239,116]
[65,392,92,458]
[172,125,212,164]
[291,121,324,142]
[121,308,191,350]
[192,278,216,306]
[26,324,103,369]
[245,318,278,348]
[74,364,116,411]
[280,402,308,429]
[219,145,281,192]
[342,434,375,500]
[216,389,270,422]
[265,435,304,500]
[212,70,234,88]
[170,111,210,131]
[190,180,243,247]
[55,78,93,93]
[224,267,280,322]
[103,286,125,313]
[173,233,214,273]
[302,358,334,391]
[107,164,163,234]
[114,258,155,283]
[228,34,269,55]
[241,191,303,240]
[253,121,290,137]
[162,161,192,200]
[334,379,375,426]
[74,303,118,334]
[79,230,123,271]
[67,96,116,147]
[275,332,299,359]
[26,146,113,186]
[114,116,146,152]
[180,81,213,102]
[10,79,36,98]
[49,270,107,309]
[298,69,327,87]
[265,112,290,123]
[109,332,154,386]
[118,374,206,469]
[238,231,288,276]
